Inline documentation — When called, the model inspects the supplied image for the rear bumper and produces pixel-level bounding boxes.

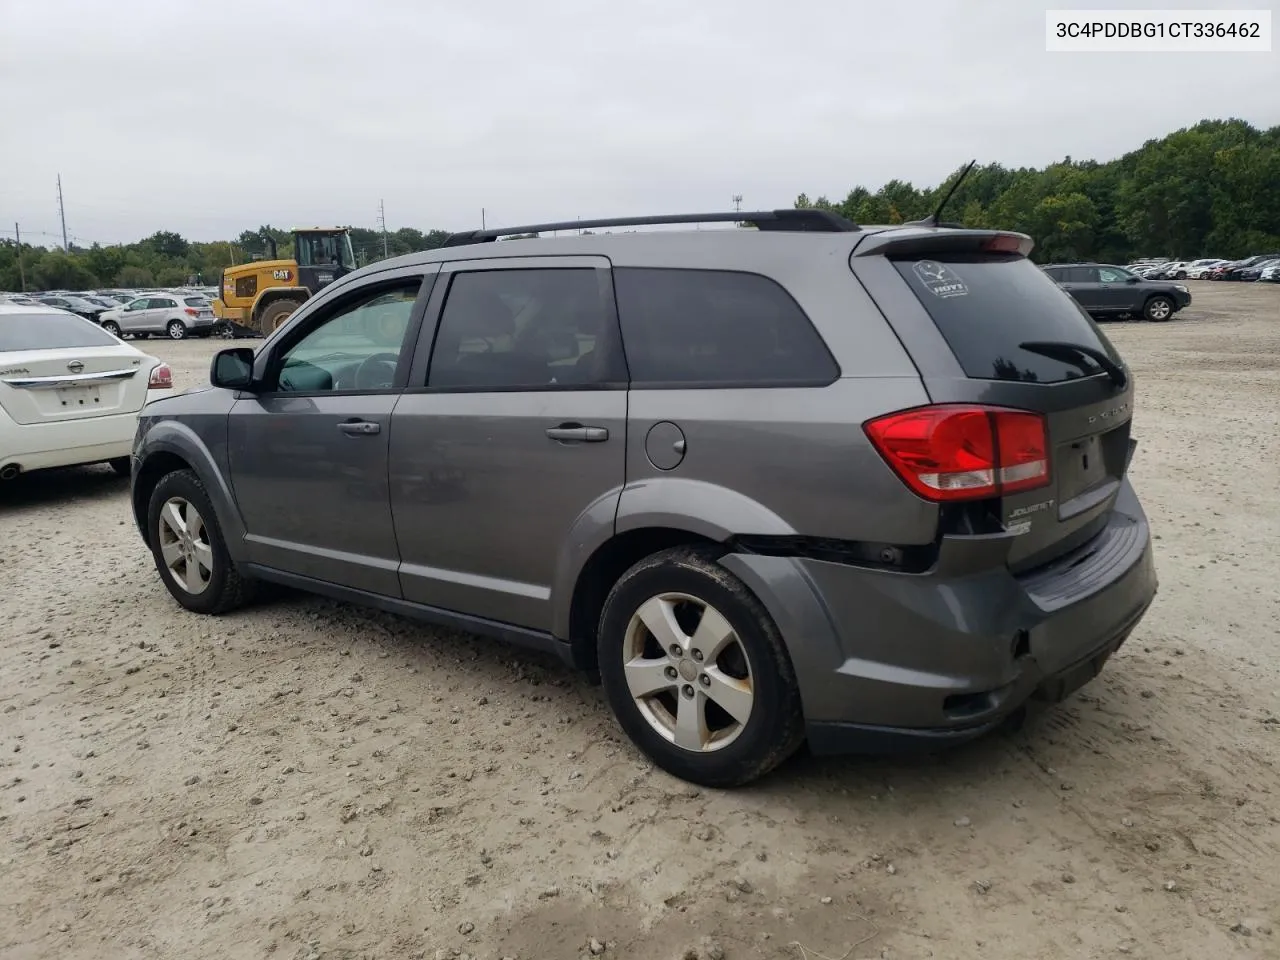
[0,410,139,472]
[719,480,1158,755]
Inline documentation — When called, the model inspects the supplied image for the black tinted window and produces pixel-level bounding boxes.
[0,313,119,351]
[892,256,1119,384]
[613,268,837,386]
[427,269,624,390]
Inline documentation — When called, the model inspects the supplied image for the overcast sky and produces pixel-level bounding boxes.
[2,0,1276,246]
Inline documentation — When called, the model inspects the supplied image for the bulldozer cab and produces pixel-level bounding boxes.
[294,228,356,293]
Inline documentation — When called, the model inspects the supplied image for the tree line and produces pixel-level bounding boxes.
[0,224,454,293]
[796,118,1279,263]
[2,117,1277,292]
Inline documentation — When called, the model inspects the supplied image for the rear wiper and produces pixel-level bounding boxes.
[1019,340,1128,389]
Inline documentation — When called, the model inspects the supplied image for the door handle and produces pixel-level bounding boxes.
[338,420,381,436]
[546,423,609,443]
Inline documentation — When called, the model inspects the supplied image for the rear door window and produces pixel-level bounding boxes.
[426,268,626,390]
[891,255,1118,384]
[613,268,838,387]
[0,313,119,351]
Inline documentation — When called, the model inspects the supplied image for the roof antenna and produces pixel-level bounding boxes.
[916,159,977,227]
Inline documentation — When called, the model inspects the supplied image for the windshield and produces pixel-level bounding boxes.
[892,254,1119,384]
[296,232,356,270]
[0,312,120,351]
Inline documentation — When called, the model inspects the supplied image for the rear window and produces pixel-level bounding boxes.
[184,297,207,307]
[892,255,1117,384]
[0,313,119,351]
[613,268,838,386]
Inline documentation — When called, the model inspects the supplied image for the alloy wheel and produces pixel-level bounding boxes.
[157,497,213,594]
[622,592,754,752]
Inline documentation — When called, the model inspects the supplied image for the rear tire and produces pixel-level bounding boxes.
[166,320,188,340]
[597,546,805,788]
[1143,296,1174,322]
[258,299,302,335]
[101,320,122,338]
[146,469,254,615]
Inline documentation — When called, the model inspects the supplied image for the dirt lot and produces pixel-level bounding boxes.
[3,281,1279,960]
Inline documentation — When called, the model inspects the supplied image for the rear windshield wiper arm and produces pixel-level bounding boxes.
[1019,340,1128,389]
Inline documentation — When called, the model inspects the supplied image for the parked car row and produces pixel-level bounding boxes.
[1,288,220,339]
[1126,255,1280,281]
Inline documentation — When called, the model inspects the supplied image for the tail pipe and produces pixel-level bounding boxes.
[0,464,20,481]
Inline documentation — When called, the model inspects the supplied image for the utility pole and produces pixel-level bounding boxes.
[14,223,26,291]
[481,207,486,230]
[732,194,743,213]
[377,199,389,259]
[57,174,69,250]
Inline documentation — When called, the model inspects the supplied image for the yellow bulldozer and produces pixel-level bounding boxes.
[212,227,357,336]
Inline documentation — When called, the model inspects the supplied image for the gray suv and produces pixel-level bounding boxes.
[130,210,1158,787]
[1042,263,1191,321]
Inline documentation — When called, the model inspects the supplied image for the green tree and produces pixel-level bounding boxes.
[117,265,154,287]
[30,251,99,290]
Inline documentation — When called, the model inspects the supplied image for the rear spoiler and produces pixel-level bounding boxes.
[851,229,1034,259]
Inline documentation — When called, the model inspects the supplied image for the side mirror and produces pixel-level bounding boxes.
[211,347,257,391]
[1125,275,1140,283]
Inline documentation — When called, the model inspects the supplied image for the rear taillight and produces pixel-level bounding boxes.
[864,404,1049,502]
[148,363,173,389]
[184,307,199,317]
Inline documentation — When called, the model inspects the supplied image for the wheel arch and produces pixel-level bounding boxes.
[556,478,798,671]
[133,422,247,561]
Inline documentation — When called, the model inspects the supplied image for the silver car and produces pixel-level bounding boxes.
[100,294,216,340]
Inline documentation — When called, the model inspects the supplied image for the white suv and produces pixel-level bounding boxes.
[100,293,216,340]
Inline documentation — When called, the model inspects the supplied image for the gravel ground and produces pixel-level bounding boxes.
[2,281,1279,960]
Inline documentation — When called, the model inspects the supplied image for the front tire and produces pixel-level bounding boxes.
[146,469,254,615]
[101,320,122,338]
[597,547,805,787]
[166,320,188,340]
[1144,296,1174,322]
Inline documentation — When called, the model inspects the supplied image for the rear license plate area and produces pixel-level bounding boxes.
[55,386,102,408]
[1056,424,1131,503]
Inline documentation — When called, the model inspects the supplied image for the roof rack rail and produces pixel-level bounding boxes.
[442,209,859,247]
